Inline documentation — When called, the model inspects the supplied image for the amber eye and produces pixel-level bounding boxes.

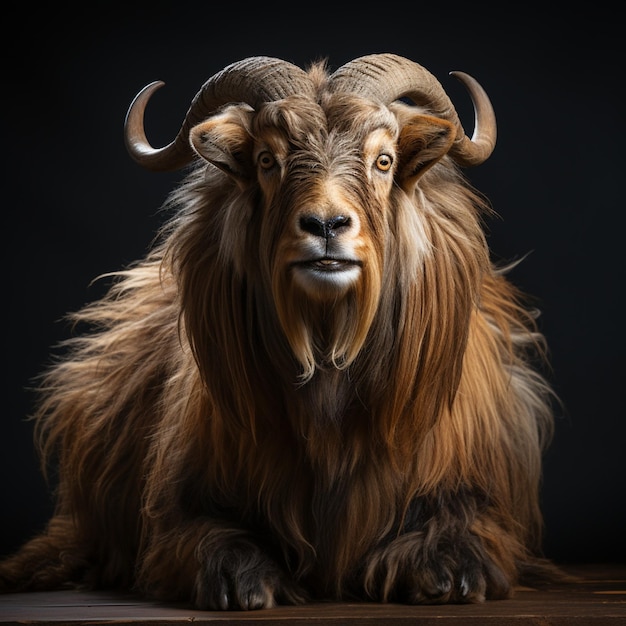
[375,153,393,172]
[258,151,276,170]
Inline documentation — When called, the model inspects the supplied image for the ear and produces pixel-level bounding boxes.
[189,104,255,181]
[396,114,456,191]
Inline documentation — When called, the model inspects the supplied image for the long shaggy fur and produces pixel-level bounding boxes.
[1,61,561,609]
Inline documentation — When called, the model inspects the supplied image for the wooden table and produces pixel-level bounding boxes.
[1,564,624,624]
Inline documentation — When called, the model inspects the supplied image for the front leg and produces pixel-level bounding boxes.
[138,520,307,610]
[361,492,516,604]
[193,531,308,610]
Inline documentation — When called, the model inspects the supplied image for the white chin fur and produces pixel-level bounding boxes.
[292,264,361,297]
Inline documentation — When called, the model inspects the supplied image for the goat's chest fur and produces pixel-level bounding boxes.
[182,366,403,582]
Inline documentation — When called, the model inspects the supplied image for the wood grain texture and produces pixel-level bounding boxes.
[0,564,624,625]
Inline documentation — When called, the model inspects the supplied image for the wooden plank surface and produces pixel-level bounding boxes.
[0,564,624,625]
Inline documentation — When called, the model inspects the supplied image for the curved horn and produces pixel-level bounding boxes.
[328,54,496,167]
[124,56,313,172]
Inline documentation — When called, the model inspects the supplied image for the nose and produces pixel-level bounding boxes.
[299,215,351,239]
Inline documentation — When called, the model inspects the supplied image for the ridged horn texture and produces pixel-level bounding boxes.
[124,56,314,172]
[328,53,497,167]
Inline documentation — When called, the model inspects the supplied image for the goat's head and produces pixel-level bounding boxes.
[124,54,497,381]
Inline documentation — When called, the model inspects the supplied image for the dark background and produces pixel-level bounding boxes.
[2,4,624,566]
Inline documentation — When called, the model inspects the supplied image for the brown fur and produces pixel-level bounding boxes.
[0,61,561,609]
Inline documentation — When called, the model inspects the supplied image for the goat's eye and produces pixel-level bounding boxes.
[375,153,393,172]
[257,151,276,170]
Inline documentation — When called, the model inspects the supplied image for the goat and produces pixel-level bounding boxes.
[0,54,562,609]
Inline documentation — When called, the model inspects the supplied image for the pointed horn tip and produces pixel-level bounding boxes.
[125,80,166,123]
[125,80,190,172]
[446,70,497,167]
[447,70,494,109]
[448,70,482,88]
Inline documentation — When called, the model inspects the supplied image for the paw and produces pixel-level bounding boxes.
[365,531,511,604]
[193,540,306,610]
[405,549,488,603]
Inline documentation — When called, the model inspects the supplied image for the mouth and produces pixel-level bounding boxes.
[295,257,362,272]
[291,256,362,294]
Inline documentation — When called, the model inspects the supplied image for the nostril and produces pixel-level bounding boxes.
[326,216,350,236]
[299,215,326,238]
[299,215,351,239]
